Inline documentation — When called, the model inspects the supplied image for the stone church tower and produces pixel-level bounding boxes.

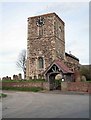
[26,13,65,79]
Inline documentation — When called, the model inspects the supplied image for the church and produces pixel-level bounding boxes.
[26,13,80,83]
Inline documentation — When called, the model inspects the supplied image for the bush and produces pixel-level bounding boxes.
[80,66,91,81]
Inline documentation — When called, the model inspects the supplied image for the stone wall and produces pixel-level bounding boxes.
[26,13,65,79]
[61,82,91,93]
[64,53,79,72]
[2,82,49,90]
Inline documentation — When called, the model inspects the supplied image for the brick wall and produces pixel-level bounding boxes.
[2,82,49,90]
[61,82,91,93]
[2,81,91,93]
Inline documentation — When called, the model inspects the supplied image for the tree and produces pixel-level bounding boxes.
[16,49,26,79]
[80,65,91,81]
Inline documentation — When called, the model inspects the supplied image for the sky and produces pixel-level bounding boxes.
[0,1,89,78]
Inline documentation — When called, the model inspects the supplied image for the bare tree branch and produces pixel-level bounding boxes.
[16,49,26,79]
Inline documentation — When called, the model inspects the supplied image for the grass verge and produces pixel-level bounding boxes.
[2,86,43,92]
[0,93,7,98]
[2,79,46,83]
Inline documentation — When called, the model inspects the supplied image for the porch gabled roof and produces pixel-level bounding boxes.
[44,59,74,75]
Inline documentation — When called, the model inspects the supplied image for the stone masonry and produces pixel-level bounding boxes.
[26,13,79,80]
[26,13,65,79]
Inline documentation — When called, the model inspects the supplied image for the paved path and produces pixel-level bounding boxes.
[2,90,89,118]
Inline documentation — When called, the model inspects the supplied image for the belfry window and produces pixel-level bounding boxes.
[38,57,44,69]
[38,27,43,37]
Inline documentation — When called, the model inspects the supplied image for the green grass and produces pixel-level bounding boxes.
[84,81,91,83]
[2,86,43,92]
[0,93,7,98]
[2,79,46,83]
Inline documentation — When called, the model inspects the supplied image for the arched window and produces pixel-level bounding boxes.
[38,57,44,69]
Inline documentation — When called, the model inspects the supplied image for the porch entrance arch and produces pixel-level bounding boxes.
[44,59,74,90]
[48,72,63,90]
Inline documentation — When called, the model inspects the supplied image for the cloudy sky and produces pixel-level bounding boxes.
[0,1,89,78]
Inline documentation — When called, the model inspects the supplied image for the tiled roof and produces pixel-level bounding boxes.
[54,59,74,74]
[44,59,74,75]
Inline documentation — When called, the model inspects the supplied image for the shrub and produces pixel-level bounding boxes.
[80,66,91,81]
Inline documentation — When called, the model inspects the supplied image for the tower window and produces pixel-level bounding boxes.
[38,57,44,69]
[38,27,43,37]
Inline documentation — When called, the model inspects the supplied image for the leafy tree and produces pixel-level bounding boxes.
[80,65,91,81]
[16,49,26,79]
